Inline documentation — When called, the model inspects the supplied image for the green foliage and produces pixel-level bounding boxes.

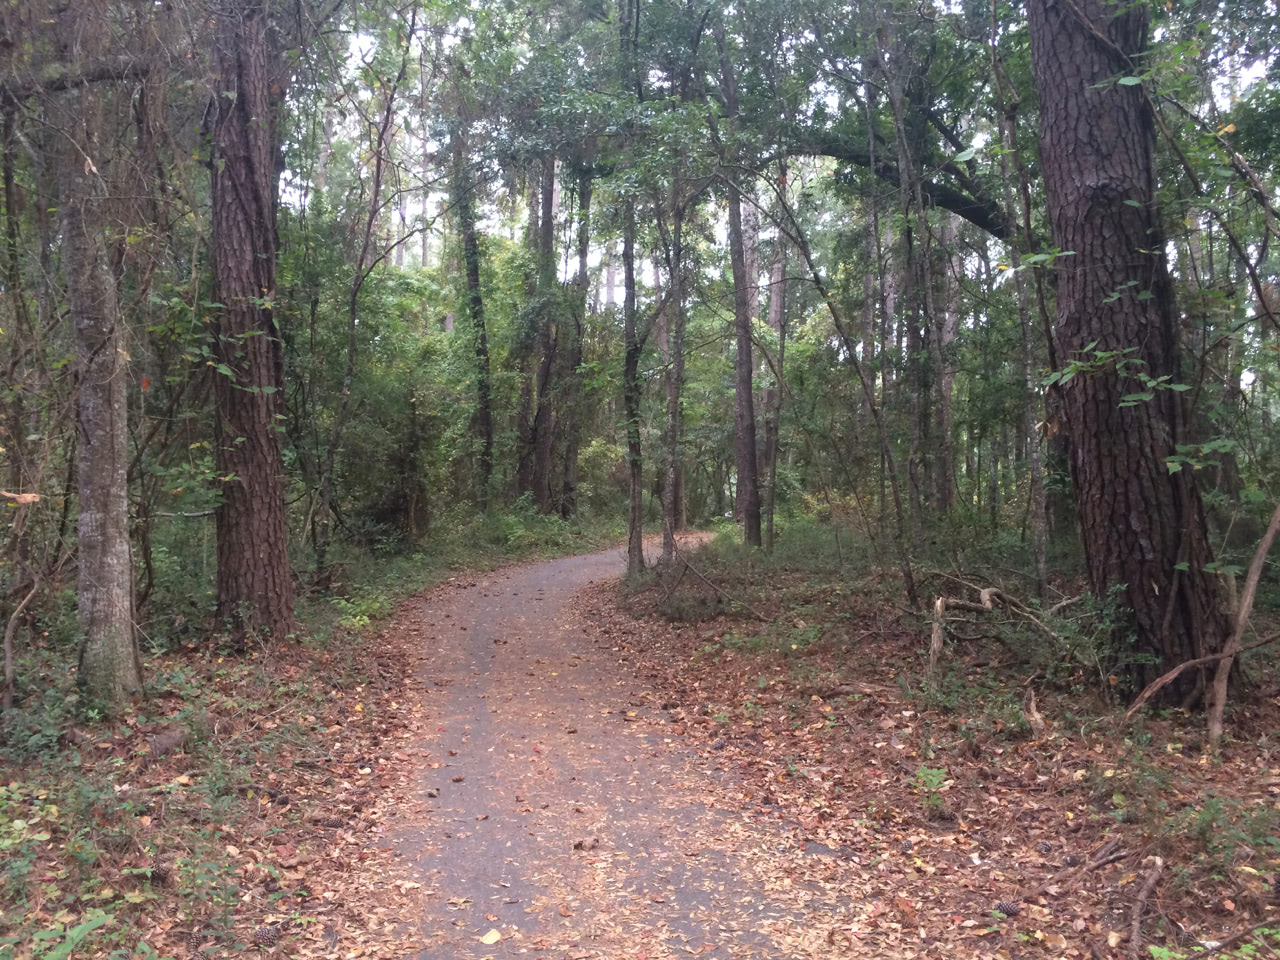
[910,765,949,813]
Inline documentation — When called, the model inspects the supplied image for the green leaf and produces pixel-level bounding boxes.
[953,147,976,162]
[42,914,112,960]
[1117,76,1143,85]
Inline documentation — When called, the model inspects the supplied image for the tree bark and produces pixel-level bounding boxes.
[762,225,788,551]
[1027,0,1228,693]
[728,185,762,546]
[208,0,295,643]
[529,154,559,512]
[560,164,593,519]
[718,28,761,546]
[932,216,959,511]
[450,122,494,504]
[622,200,646,577]
[661,185,687,568]
[51,76,144,707]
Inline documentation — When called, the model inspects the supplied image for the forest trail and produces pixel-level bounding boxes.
[389,542,874,959]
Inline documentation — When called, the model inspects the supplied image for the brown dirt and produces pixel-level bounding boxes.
[385,539,882,959]
[358,540,1280,960]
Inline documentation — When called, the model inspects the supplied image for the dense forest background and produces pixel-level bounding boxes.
[1,0,1279,730]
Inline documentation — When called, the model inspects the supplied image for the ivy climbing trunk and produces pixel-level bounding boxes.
[208,0,295,644]
[1027,0,1228,696]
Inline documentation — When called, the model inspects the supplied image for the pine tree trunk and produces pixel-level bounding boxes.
[51,78,144,707]
[209,0,295,644]
[1027,0,1228,694]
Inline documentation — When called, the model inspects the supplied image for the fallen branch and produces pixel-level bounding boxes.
[1188,918,1280,959]
[1019,837,1129,904]
[930,593,1000,686]
[1023,686,1048,739]
[1124,631,1280,723]
[676,555,770,622]
[927,581,1076,687]
[1128,856,1164,960]
[1208,499,1280,747]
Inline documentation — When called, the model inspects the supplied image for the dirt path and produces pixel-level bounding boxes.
[390,544,875,959]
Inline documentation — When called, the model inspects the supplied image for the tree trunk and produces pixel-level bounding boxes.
[560,164,593,519]
[661,187,687,568]
[515,178,541,498]
[529,154,559,512]
[209,0,295,644]
[1027,0,1228,693]
[763,227,788,551]
[718,30,761,546]
[52,78,144,707]
[726,187,762,546]
[451,123,494,504]
[932,216,959,511]
[622,200,646,577]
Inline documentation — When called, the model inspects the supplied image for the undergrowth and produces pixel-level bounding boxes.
[622,515,1280,957]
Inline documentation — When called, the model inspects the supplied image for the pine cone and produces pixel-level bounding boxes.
[186,930,203,953]
[253,925,279,948]
[993,900,1023,917]
[1034,840,1053,854]
[317,815,346,828]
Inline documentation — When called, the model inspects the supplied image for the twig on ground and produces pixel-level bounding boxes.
[1023,686,1048,739]
[1019,837,1129,903]
[1189,918,1280,959]
[1125,631,1280,723]
[670,540,771,622]
[1128,856,1164,960]
[927,580,1077,686]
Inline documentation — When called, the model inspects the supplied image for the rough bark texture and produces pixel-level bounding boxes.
[53,77,144,707]
[209,0,296,643]
[1028,0,1227,692]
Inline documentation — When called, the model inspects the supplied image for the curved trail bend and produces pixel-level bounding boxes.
[392,544,870,959]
